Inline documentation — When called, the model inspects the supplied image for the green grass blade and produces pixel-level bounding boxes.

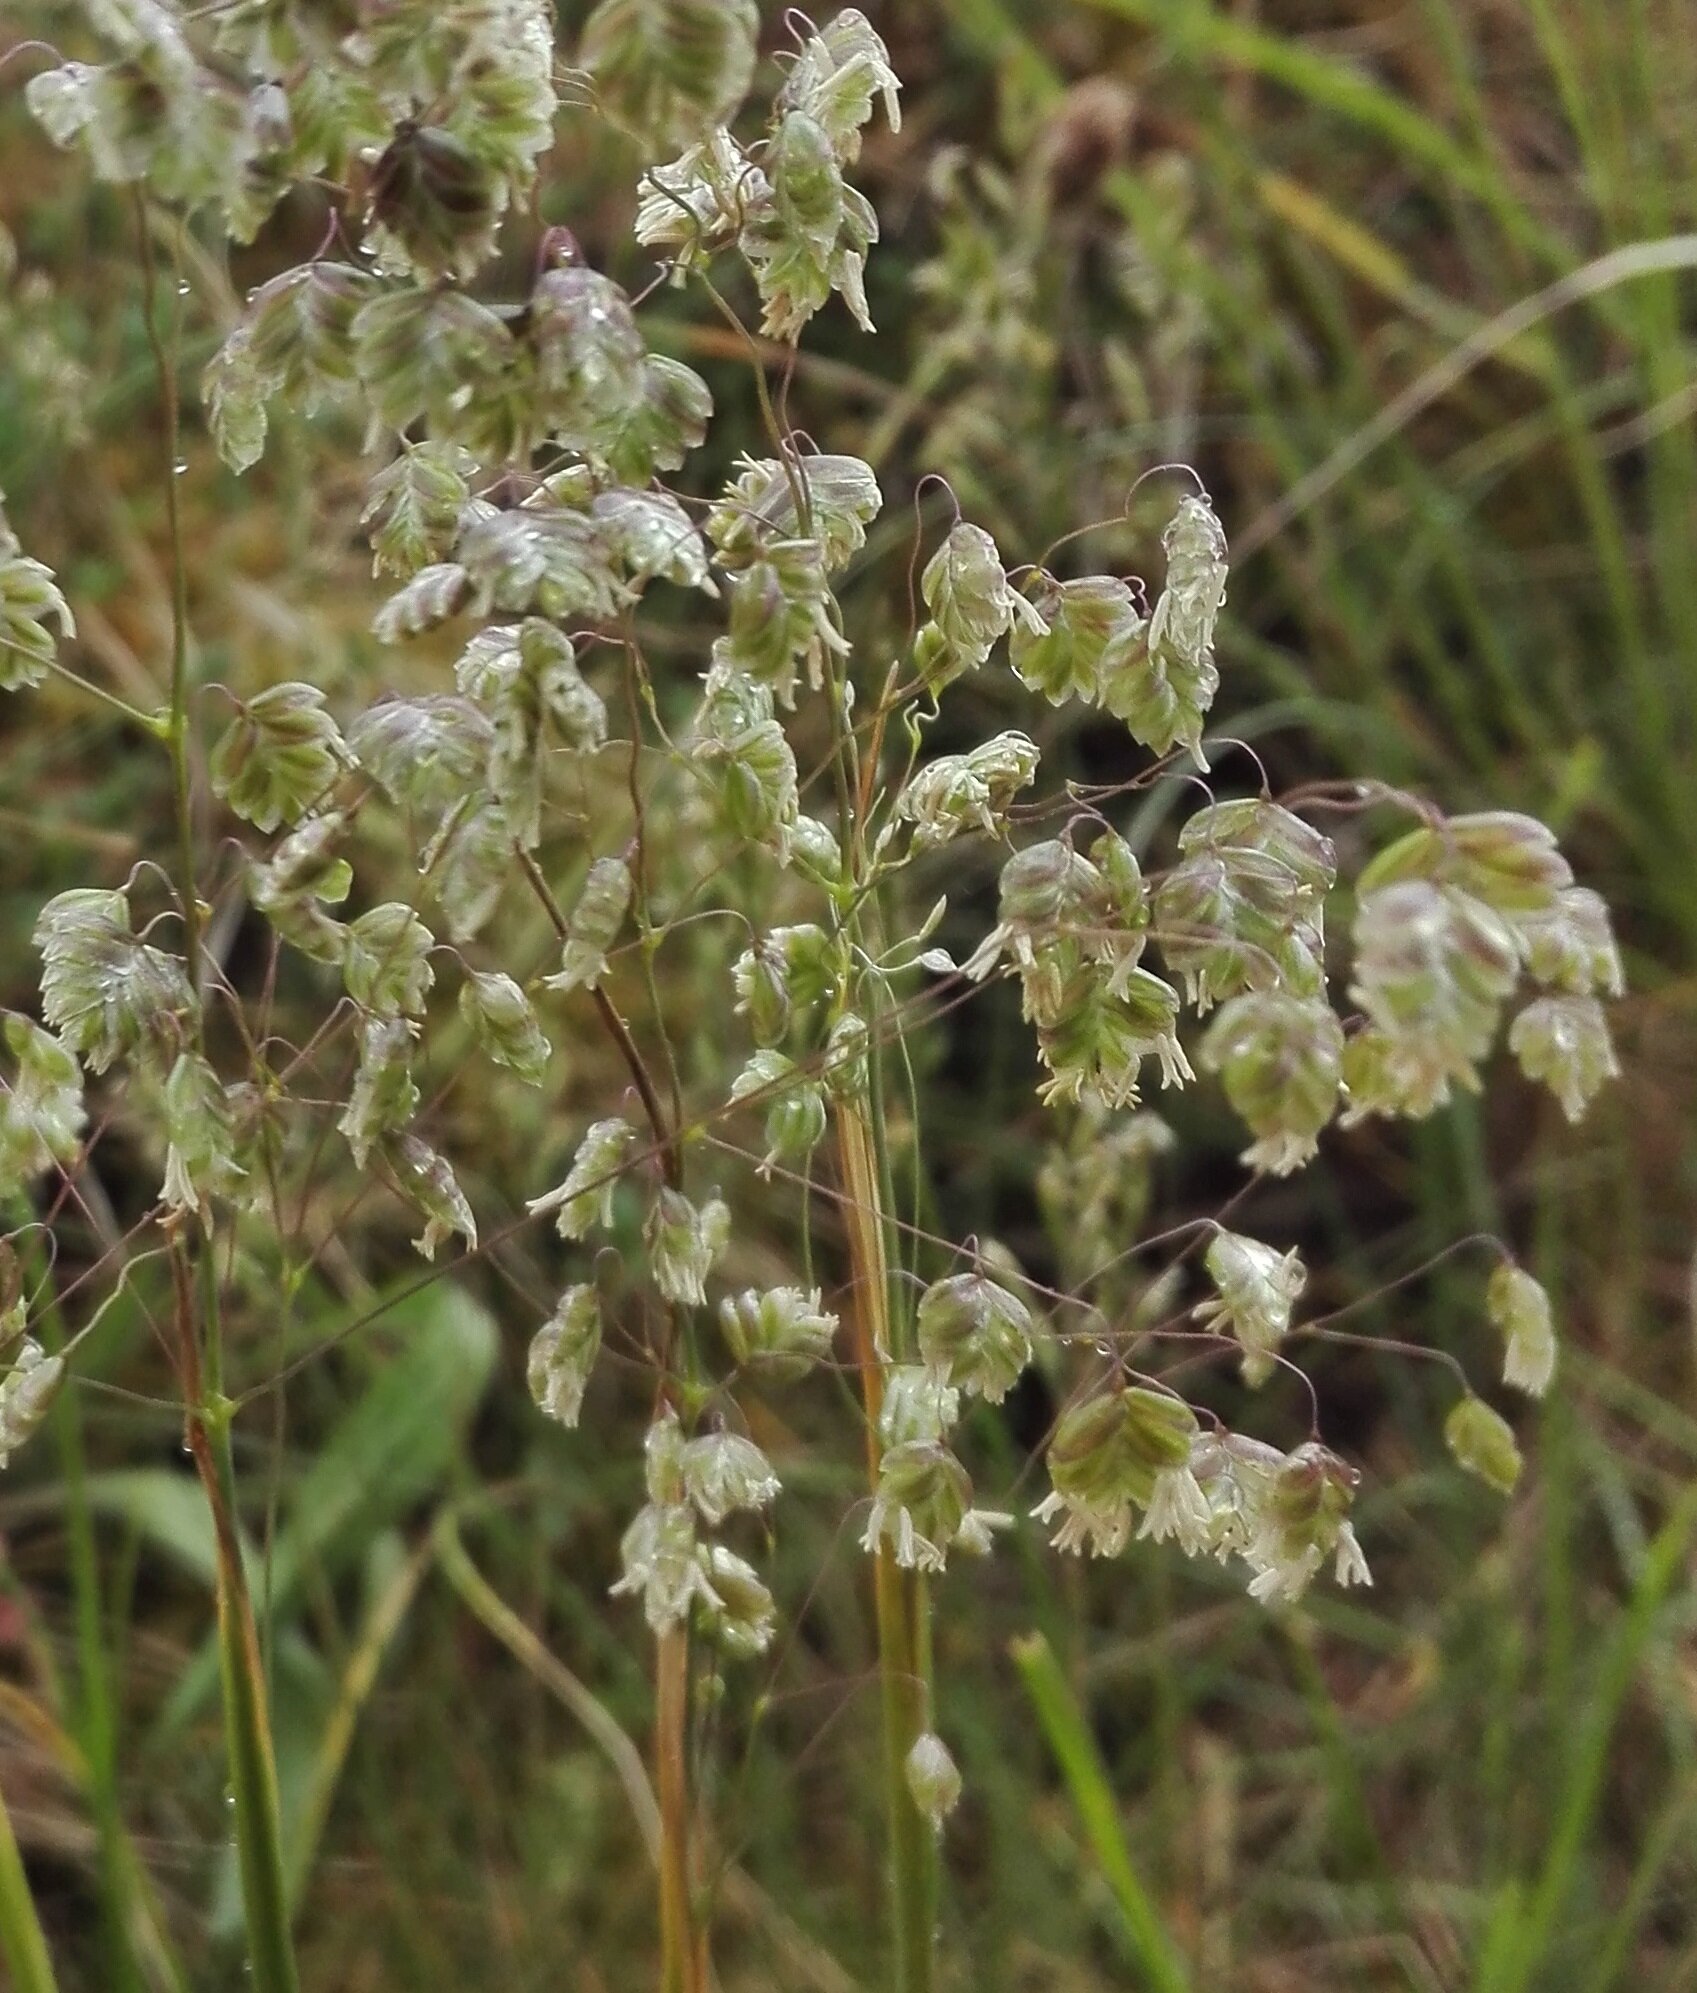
[0,1771,60,1993]
[1474,1486,1697,1993]
[152,1283,497,1742]
[1581,1779,1697,1993]
[1077,0,1555,257]
[282,1540,430,1915]
[261,1284,498,1607]
[1010,1631,1191,1993]
[1235,234,1697,561]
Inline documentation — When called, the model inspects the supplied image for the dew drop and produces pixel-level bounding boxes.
[173,460,188,476]
[176,279,191,297]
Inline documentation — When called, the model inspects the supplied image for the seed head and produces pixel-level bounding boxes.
[528,1117,637,1241]
[0,1341,64,1469]
[905,1732,962,1831]
[862,1440,973,1572]
[697,1545,777,1659]
[529,1285,602,1428]
[646,1187,731,1307]
[680,1429,781,1526]
[1194,1233,1305,1388]
[718,1286,838,1381]
[1486,1263,1556,1398]
[916,1271,1036,1403]
[1445,1395,1523,1496]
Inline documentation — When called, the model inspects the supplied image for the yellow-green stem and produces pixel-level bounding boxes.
[655,1624,706,1993]
[837,1100,937,1993]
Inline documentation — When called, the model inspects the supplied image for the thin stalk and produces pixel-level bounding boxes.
[818,373,938,1980]
[38,654,165,735]
[136,193,298,1993]
[836,1097,936,1993]
[1010,1633,1190,1993]
[655,1625,706,1993]
[132,194,200,992]
[863,981,941,1972]
[685,269,928,1985]
[0,1772,58,1993]
[514,842,705,1985]
[514,846,680,1186]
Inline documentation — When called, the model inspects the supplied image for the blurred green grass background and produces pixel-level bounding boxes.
[3,2,1696,1988]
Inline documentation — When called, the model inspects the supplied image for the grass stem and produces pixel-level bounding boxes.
[136,191,299,1993]
[170,1250,299,1993]
[515,841,706,1981]
[655,1625,706,1993]
[837,1098,936,1993]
